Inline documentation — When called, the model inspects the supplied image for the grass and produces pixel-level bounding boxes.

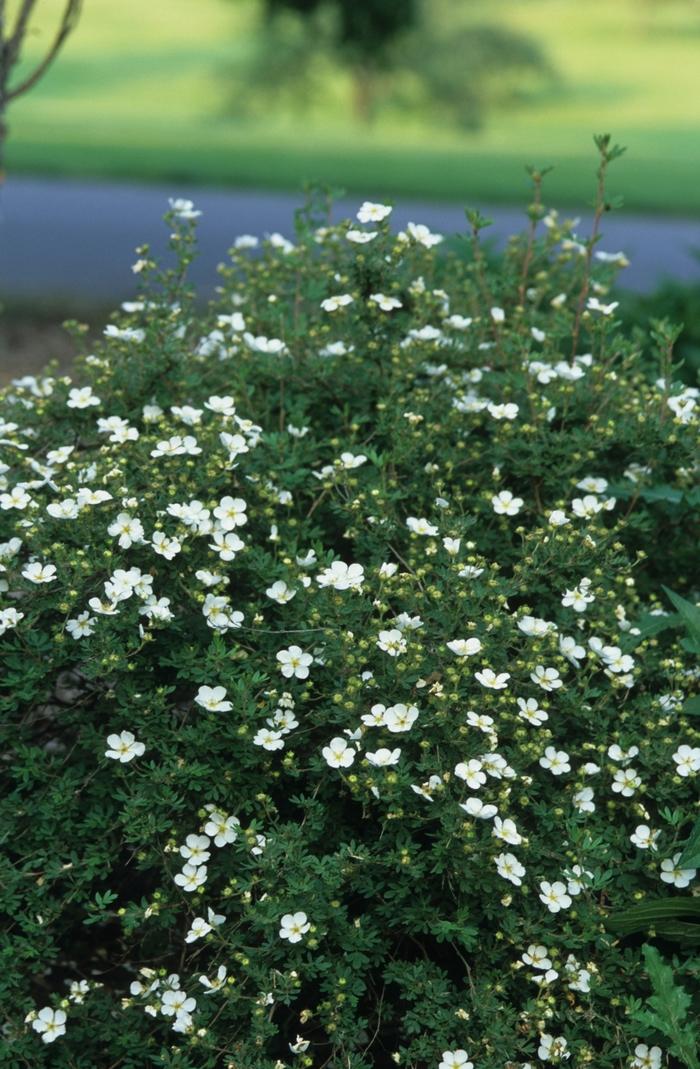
[5,0,700,213]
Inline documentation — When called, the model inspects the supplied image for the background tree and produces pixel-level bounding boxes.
[0,0,82,184]
[231,0,551,128]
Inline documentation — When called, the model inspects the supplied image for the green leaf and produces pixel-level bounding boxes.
[678,816,700,869]
[629,945,700,1069]
[683,696,700,717]
[663,587,700,654]
[606,897,700,937]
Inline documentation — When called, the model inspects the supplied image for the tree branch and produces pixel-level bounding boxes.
[6,0,81,102]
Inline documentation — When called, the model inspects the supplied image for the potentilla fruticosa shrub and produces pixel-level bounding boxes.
[1,138,699,1069]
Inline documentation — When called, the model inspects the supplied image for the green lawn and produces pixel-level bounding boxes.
[6,0,700,213]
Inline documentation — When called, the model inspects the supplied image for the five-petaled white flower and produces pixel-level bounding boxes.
[357,201,392,223]
[366,747,401,766]
[539,746,571,775]
[279,911,310,943]
[630,825,660,851]
[32,1007,67,1044]
[321,294,354,312]
[277,645,313,679]
[491,490,523,516]
[539,880,572,913]
[475,668,510,690]
[105,731,145,763]
[22,561,57,584]
[631,1044,663,1069]
[195,685,233,712]
[495,852,526,886]
[672,744,700,777]
[446,638,482,657]
[659,853,697,888]
[322,737,356,768]
[439,1051,473,1069]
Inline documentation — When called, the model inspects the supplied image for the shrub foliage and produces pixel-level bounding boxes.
[1,148,699,1068]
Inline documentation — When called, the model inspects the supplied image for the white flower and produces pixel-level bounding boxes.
[631,1044,663,1069]
[366,747,401,766]
[559,635,586,667]
[357,201,392,223]
[538,1034,569,1062]
[607,743,639,765]
[322,737,356,768]
[209,530,245,561]
[65,611,96,639]
[547,509,570,527]
[0,607,24,635]
[493,816,522,846]
[530,666,563,692]
[213,496,247,530]
[518,615,552,637]
[174,863,208,892]
[672,744,700,777]
[459,797,497,819]
[522,945,552,969]
[612,768,642,797]
[279,911,310,943]
[376,629,407,656]
[31,1007,67,1044]
[161,988,197,1018]
[185,917,213,943]
[204,811,240,846]
[475,668,510,690]
[400,221,443,247]
[321,294,354,312]
[199,965,227,994]
[369,292,403,312]
[573,787,595,813]
[0,486,32,510]
[466,711,494,733]
[47,497,80,519]
[105,731,145,763]
[67,386,100,409]
[169,197,201,219]
[660,853,696,888]
[490,306,505,323]
[22,561,57,584]
[487,402,519,420]
[316,561,365,591]
[346,228,378,244]
[151,531,182,560]
[491,490,524,516]
[539,746,571,775]
[517,697,548,726]
[108,513,145,549]
[454,759,486,790]
[587,296,619,315]
[630,825,660,851]
[446,638,482,657]
[277,645,313,679]
[439,1051,473,1069]
[243,332,287,355]
[195,685,233,713]
[561,577,595,612]
[253,727,285,750]
[266,580,297,604]
[538,880,572,913]
[180,835,211,867]
[406,516,439,536]
[384,703,419,732]
[495,852,526,885]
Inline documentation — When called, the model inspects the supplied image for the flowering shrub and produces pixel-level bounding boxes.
[1,143,699,1069]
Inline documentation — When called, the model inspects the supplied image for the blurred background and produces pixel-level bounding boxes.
[1,0,700,381]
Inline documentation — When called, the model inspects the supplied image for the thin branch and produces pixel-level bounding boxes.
[4,0,37,72]
[7,0,81,102]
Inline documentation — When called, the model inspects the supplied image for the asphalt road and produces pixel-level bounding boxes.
[1,176,700,303]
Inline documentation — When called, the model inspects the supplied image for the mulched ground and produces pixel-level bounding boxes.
[0,304,107,386]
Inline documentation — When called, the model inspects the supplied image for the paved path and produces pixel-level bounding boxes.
[1,176,700,303]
